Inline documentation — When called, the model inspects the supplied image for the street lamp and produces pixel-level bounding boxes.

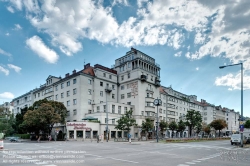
[105,86,112,142]
[219,62,244,147]
[154,98,162,142]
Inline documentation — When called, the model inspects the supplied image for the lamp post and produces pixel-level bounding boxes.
[219,62,243,147]
[105,87,112,142]
[154,98,162,142]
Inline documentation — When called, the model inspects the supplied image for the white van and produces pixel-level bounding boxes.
[230,134,241,145]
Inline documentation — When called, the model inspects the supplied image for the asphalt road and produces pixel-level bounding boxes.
[0,139,249,166]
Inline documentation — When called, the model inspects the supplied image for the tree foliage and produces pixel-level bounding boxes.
[210,119,227,137]
[115,110,137,133]
[0,106,15,135]
[159,120,168,137]
[185,109,202,137]
[169,121,178,138]
[141,118,154,140]
[177,120,186,137]
[21,99,67,135]
[244,120,250,129]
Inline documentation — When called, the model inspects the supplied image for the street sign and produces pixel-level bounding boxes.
[240,121,243,125]
[240,125,244,132]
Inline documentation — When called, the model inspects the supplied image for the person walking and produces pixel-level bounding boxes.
[128,133,131,143]
[97,134,99,143]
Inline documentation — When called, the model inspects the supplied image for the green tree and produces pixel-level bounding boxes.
[210,119,227,137]
[177,120,186,138]
[115,110,137,135]
[159,120,168,138]
[203,125,211,137]
[195,122,202,136]
[169,121,178,138]
[185,109,202,137]
[141,118,154,140]
[244,120,250,128]
[22,100,66,135]
[0,106,14,136]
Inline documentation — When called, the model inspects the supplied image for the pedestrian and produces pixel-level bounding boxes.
[128,133,131,143]
[37,135,41,142]
[101,134,103,143]
[97,134,99,143]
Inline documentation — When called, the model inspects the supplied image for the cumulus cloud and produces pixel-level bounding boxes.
[196,67,199,71]
[0,92,14,99]
[7,6,14,13]
[14,24,22,30]
[0,48,12,56]
[8,64,21,73]
[26,36,59,64]
[6,33,10,36]
[174,51,182,57]
[0,66,9,76]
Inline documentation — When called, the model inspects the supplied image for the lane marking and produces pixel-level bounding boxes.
[185,162,196,164]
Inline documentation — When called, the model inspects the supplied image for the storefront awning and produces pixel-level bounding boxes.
[82,116,98,120]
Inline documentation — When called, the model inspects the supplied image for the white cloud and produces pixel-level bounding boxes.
[8,64,21,73]
[196,67,199,71]
[0,66,9,76]
[26,36,59,64]
[14,24,22,30]
[7,6,14,13]
[174,51,182,57]
[112,0,129,6]
[10,0,22,10]
[215,72,250,90]
[0,48,12,56]
[5,32,10,36]
[0,92,15,99]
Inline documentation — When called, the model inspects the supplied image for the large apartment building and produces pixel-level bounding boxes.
[11,48,240,139]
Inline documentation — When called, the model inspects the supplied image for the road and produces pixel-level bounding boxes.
[0,139,249,166]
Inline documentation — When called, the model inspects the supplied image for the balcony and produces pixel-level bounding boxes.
[105,87,112,93]
[141,75,147,81]
[155,78,160,87]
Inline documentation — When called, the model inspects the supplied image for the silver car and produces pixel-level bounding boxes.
[230,134,241,145]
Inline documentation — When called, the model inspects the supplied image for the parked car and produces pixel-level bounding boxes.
[230,134,241,145]
[9,137,21,142]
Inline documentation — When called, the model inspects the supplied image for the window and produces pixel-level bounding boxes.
[106,83,109,87]
[73,99,77,105]
[112,94,115,99]
[121,94,125,99]
[112,105,115,113]
[55,86,58,91]
[97,106,100,112]
[88,110,92,114]
[88,99,91,105]
[204,117,207,120]
[88,79,92,84]
[88,89,92,95]
[105,118,108,123]
[67,81,70,86]
[38,93,40,97]
[127,93,131,98]
[73,78,77,84]
[73,88,77,95]
[103,105,106,112]
[100,101,103,103]
[128,73,130,79]
[112,85,115,90]
[61,93,64,98]
[127,102,131,105]
[67,91,70,97]
[124,107,127,113]
[55,94,58,100]
[141,111,144,116]
[61,83,64,89]
[67,100,70,106]
[100,91,103,97]
[109,75,112,79]
[204,112,207,116]
[121,85,124,90]
[112,119,115,124]
[121,76,124,81]
[103,73,106,77]
[118,106,121,114]
[100,82,103,86]
[73,109,77,115]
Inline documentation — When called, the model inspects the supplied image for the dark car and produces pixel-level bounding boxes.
[9,137,20,142]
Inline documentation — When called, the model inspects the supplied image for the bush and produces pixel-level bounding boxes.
[13,134,30,139]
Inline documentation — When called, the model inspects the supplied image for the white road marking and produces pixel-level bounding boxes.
[192,160,201,162]
[85,153,139,163]
[177,164,189,166]
[185,162,196,164]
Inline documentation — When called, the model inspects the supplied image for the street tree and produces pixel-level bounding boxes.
[115,110,137,136]
[195,122,202,136]
[141,118,154,140]
[169,121,178,138]
[244,120,250,128]
[185,109,202,137]
[203,125,211,137]
[210,119,227,137]
[159,120,168,138]
[0,106,14,135]
[177,120,186,138]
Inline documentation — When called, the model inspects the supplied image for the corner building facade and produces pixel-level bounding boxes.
[11,48,239,140]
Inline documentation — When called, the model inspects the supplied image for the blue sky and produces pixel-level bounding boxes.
[0,0,250,117]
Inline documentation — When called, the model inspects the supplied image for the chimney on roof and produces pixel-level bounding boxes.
[72,69,76,74]
[65,73,69,77]
[84,63,90,69]
[201,99,206,103]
